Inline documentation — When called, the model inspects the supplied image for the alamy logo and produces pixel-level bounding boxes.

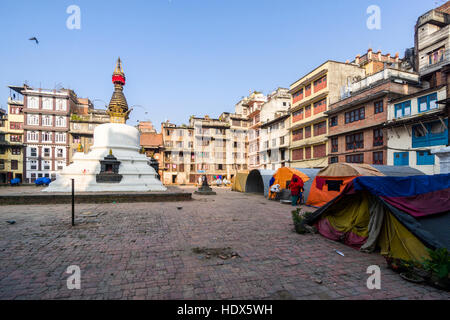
[66,5,81,30]
[366,5,381,30]
[66,265,81,289]
[366,265,381,289]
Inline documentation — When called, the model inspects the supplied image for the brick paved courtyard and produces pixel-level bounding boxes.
[0,187,448,300]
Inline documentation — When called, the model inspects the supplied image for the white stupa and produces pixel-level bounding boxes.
[44,58,166,193]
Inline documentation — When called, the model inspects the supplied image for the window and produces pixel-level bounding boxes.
[313,75,327,93]
[313,121,326,136]
[55,132,66,143]
[346,132,364,150]
[27,114,39,126]
[330,156,338,164]
[43,160,51,170]
[331,137,338,152]
[412,119,448,148]
[166,129,171,136]
[346,154,364,163]
[30,148,37,157]
[373,128,383,146]
[11,160,18,170]
[292,89,303,103]
[27,131,39,142]
[30,160,37,170]
[11,147,21,155]
[56,99,66,111]
[42,98,52,110]
[374,100,384,114]
[305,146,311,159]
[292,109,303,122]
[345,107,365,123]
[10,122,23,130]
[43,148,51,157]
[293,129,303,141]
[313,144,326,158]
[292,148,303,161]
[305,84,311,97]
[10,135,22,142]
[57,160,65,170]
[373,151,383,165]
[417,151,435,165]
[28,96,39,109]
[280,136,285,145]
[329,116,337,127]
[10,106,21,114]
[304,126,311,138]
[57,148,64,158]
[418,93,438,113]
[0,134,4,142]
[313,99,327,115]
[394,101,411,118]
[0,159,4,169]
[428,47,445,65]
[42,132,52,142]
[394,152,409,166]
[305,105,311,118]
[42,115,52,126]
[55,116,66,127]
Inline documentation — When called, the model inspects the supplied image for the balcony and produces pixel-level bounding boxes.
[339,68,419,100]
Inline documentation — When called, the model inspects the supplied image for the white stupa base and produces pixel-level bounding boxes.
[43,123,167,193]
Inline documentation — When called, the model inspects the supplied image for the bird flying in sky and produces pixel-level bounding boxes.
[29,37,39,44]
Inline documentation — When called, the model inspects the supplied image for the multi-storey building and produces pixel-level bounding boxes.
[138,121,164,178]
[161,113,248,185]
[18,85,78,182]
[69,99,110,162]
[237,92,267,169]
[0,87,25,183]
[260,111,290,170]
[327,53,421,165]
[383,3,450,174]
[258,88,291,170]
[385,85,448,174]
[288,61,365,168]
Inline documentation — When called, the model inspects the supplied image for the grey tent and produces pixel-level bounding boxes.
[371,165,424,176]
[245,169,276,197]
[294,168,320,202]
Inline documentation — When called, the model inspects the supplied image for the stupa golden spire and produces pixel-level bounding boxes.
[107,57,131,123]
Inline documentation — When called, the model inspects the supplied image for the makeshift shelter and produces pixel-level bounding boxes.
[296,168,320,202]
[371,165,424,176]
[268,167,310,200]
[231,172,249,193]
[305,174,450,261]
[306,163,384,208]
[245,169,276,197]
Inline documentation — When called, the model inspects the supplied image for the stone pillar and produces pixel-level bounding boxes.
[431,147,450,174]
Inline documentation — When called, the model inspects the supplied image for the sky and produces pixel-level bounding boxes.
[0,0,443,131]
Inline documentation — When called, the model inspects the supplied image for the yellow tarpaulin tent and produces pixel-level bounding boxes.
[231,172,249,192]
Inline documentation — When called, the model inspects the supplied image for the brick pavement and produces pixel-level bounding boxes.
[0,187,448,300]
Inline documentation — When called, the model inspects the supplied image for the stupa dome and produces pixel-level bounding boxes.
[92,123,140,151]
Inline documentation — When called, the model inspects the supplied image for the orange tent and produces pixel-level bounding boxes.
[268,167,310,200]
[306,163,384,207]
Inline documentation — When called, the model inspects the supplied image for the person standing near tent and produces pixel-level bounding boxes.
[289,174,304,206]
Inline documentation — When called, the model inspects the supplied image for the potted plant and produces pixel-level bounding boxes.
[421,248,450,290]
[291,209,307,234]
